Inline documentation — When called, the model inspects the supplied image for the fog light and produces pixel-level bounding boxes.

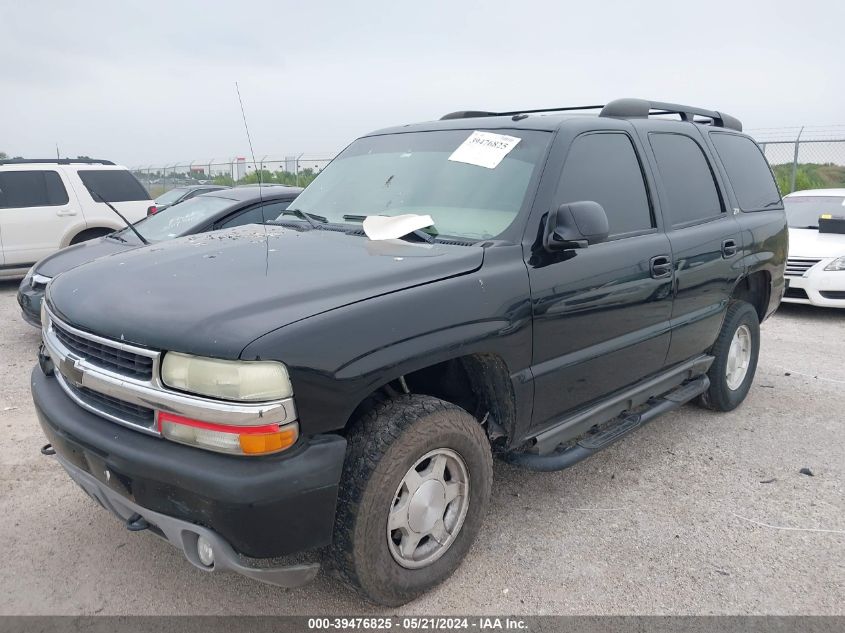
[197,536,214,567]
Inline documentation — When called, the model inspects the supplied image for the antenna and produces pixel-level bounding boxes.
[235,82,264,198]
[235,82,269,274]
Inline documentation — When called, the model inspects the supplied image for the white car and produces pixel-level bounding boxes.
[782,188,845,308]
[0,159,154,279]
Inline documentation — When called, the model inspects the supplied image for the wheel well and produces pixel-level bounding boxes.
[732,271,770,321]
[348,354,517,445]
[69,227,113,245]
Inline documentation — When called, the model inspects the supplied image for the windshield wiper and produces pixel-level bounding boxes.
[278,208,328,229]
[342,214,437,244]
[105,232,128,243]
[92,192,149,245]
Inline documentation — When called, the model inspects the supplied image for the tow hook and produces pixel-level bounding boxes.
[125,513,150,532]
[40,443,56,456]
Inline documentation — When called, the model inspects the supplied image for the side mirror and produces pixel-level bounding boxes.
[543,201,609,252]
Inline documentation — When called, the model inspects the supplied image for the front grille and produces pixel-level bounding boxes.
[52,322,153,380]
[785,258,822,277]
[63,380,156,430]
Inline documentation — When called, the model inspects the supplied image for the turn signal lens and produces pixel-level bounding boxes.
[158,412,298,456]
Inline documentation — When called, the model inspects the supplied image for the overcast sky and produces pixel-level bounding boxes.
[1,0,843,166]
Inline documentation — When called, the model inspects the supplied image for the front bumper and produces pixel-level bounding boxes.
[32,365,347,583]
[783,266,845,308]
[17,280,43,327]
[58,454,320,587]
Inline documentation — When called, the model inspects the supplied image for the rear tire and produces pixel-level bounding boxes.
[699,301,760,411]
[331,395,493,606]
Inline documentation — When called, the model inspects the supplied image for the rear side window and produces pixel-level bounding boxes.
[77,169,150,202]
[649,133,723,226]
[556,132,653,236]
[0,170,69,209]
[710,133,781,211]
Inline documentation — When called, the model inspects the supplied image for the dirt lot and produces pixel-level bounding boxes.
[0,279,842,615]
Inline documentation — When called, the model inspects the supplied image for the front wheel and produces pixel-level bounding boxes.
[699,300,760,411]
[331,395,493,606]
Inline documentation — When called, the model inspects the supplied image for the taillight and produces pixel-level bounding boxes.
[157,411,298,456]
[147,205,158,216]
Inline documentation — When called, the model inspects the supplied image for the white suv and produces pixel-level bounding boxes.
[0,159,154,279]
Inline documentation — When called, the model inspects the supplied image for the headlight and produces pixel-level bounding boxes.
[824,256,845,271]
[161,352,293,401]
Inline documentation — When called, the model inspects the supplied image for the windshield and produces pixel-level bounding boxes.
[129,195,233,241]
[155,188,189,206]
[286,129,552,240]
[784,196,845,228]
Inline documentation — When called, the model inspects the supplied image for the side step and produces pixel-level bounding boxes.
[505,375,710,472]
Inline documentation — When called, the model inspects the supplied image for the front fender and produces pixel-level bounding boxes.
[240,245,533,436]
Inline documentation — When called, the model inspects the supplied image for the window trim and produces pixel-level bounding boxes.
[648,131,726,229]
[708,131,783,213]
[557,130,658,241]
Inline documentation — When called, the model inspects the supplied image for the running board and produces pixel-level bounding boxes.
[505,374,710,472]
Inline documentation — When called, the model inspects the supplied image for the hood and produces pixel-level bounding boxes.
[48,226,484,359]
[35,235,143,278]
[788,227,845,259]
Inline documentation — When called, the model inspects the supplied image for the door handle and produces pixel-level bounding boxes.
[650,255,673,279]
[722,239,737,258]
[56,209,77,216]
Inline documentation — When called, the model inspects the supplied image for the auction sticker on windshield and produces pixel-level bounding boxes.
[448,131,521,169]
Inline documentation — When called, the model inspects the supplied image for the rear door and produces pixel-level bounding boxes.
[525,125,675,429]
[636,122,744,365]
[0,168,78,266]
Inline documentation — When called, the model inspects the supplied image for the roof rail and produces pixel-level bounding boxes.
[440,99,742,131]
[440,105,605,121]
[599,98,742,131]
[0,158,116,166]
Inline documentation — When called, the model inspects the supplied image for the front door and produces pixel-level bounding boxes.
[526,128,675,431]
[0,168,76,267]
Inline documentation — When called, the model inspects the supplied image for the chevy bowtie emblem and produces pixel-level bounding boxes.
[59,357,84,388]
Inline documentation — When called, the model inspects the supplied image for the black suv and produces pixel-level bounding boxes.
[32,99,787,606]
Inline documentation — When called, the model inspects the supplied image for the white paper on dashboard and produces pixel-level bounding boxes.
[448,131,521,169]
[362,214,435,241]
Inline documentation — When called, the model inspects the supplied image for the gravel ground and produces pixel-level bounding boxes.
[0,279,842,615]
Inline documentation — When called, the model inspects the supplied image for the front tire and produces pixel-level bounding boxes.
[699,301,760,411]
[331,395,493,606]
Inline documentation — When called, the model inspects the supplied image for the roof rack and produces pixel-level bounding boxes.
[439,98,742,131]
[441,105,604,120]
[599,98,742,131]
[0,158,116,166]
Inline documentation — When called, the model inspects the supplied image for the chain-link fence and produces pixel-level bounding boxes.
[134,130,845,200]
[751,126,845,195]
[132,155,334,198]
